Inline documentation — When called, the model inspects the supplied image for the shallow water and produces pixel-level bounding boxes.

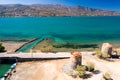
[0,64,11,78]
[0,16,120,42]
[1,16,120,52]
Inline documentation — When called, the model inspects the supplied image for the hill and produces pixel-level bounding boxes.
[0,4,120,16]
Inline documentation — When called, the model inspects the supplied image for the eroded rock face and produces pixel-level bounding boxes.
[101,43,112,55]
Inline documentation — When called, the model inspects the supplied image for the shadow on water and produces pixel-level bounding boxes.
[0,58,17,64]
[0,58,17,78]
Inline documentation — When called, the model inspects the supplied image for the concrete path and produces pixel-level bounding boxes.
[0,52,71,59]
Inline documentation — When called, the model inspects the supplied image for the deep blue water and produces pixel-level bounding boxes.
[0,16,120,43]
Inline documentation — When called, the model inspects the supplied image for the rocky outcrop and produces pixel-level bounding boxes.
[101,43,112,55]
[0,4,120,17]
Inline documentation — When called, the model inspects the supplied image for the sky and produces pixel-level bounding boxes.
[0,0,120,11]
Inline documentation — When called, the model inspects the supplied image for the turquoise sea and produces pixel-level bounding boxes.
[0,16,120,76]
[0,64,11,78]
[0,16,120,43]
[0,16,120,52]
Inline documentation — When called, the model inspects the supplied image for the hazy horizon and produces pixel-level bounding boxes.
[0,3,120,12]
[0,0,120,11]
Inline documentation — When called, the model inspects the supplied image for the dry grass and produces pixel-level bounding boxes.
[103,72,112,80]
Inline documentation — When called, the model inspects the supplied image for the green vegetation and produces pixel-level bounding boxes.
[103,72,112,80]
[70,64,96,79]
[95,48,102,56]
[75,65,86,78]
[113,49,120,56]
[86,62,95,72]
[53,42,98,49]
[32,38,99,52]
[101,53,110,59]
[116,50,120,56]
[40,45,53,52]
[95,49,110,59]
[0,43,6,52]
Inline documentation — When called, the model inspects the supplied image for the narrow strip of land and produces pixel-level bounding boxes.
[0,52,71,59]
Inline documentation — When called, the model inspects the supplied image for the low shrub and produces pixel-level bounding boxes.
[103,72,112,80]
[114,49,120,56]
[40,45,53,52]
[86,62,95,72]
[0,43,6,52]
[101,53,110,59]
[75,65,86,78]
[95,48,102,57]
[95,49,110,59]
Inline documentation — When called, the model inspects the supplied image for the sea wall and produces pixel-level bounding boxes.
[0,57,69,63]
[17,57,69,62]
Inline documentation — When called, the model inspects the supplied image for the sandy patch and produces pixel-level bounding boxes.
[10,52,120,80]
[82,52,120,80]
[2,42,26,52]
[10,59,80,80]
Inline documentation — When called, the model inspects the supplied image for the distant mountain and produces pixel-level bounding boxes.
[0,4,120,16]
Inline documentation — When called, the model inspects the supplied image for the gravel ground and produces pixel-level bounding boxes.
[10,52,120,80]
[10,59,81,80]
[82,52,120,80]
